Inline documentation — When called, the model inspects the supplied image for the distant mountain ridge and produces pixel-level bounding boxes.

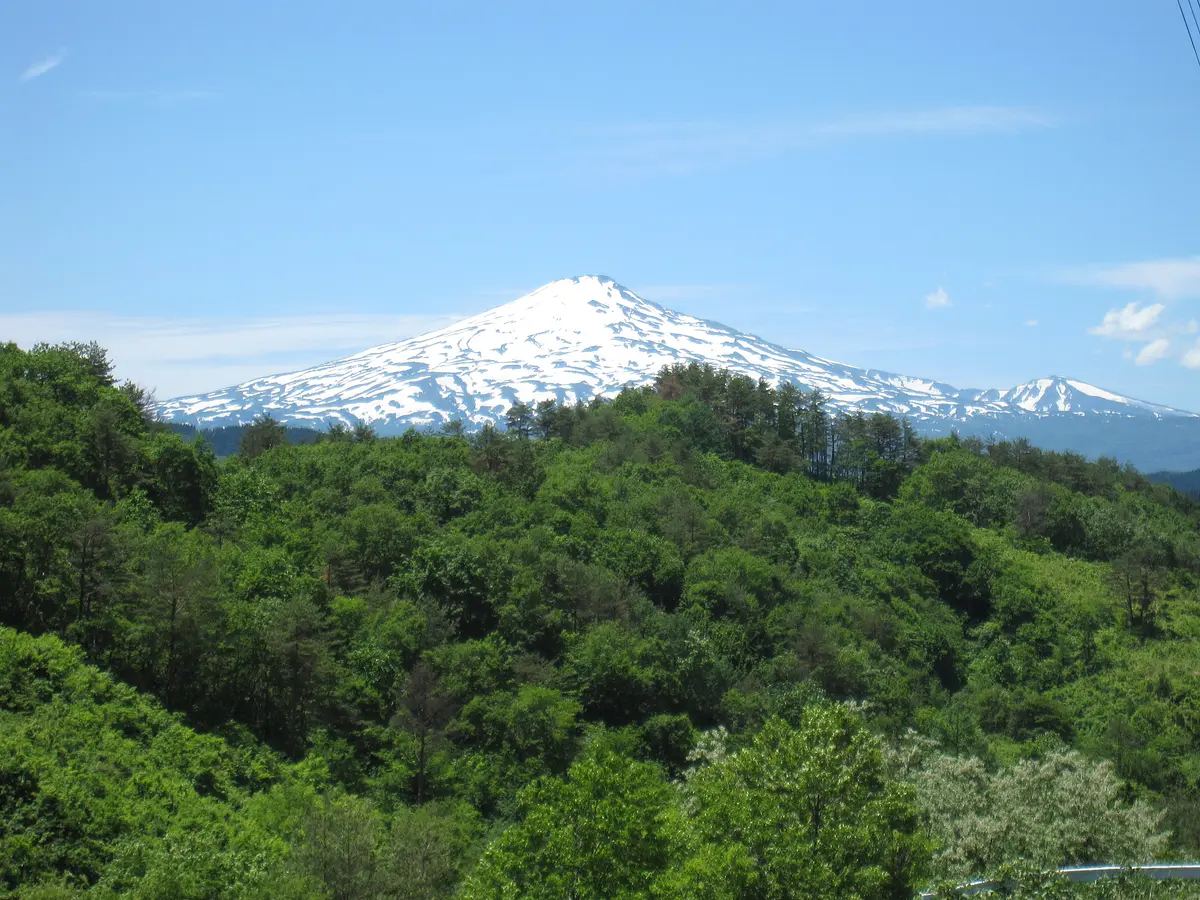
[1148,469,1200,498]
[166,422,323,458]
[159,275,1200,470]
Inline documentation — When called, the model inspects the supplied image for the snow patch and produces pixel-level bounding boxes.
[158,276,1197,431]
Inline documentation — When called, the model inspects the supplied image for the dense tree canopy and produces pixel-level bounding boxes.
[3,343,1200,898]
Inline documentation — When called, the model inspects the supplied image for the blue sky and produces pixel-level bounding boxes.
[4,1,1200,408]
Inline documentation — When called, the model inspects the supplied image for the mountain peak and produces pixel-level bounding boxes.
[994,375,1191,417]
[158,278,1196,438]
[482,275,645,320]
[522,274,628,294]
[569,273,620,286]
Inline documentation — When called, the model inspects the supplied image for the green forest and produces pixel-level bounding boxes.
[1150,469,1200,500]
[2,341,1199,899]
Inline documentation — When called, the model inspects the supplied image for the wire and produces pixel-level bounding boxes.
[1190,0,1200,44]
[1179,0,1200,70]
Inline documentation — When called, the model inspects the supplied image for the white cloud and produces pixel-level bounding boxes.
[1183,341,1200,369]
[20,49,66,82]
[1087,302,1165,339]
[1085,301,1200,368]
[1025,319,1038,327]
[0,310,460,399]
[924,287,952,310]
[1135,338,1171,366]
[1066,256,1200,367]
[1062,255,1200,300]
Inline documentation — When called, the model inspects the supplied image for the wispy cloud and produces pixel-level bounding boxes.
[575,105,1054,175]
[0,310,460,399]
[83,89,217,107]
[20,48,66,82]
[810,106,1053,138]
[1060,255,1200,300]
[1025,319,1039,327]
[1088,301,1166,339]
[924,287,952,310]
[1183,341,1200,369]
[1134,338,1172,366]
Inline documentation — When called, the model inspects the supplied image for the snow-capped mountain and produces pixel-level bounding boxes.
[159,275,1195,433]
[970,377,1188,418]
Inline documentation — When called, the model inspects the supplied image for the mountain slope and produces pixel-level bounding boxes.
[0,626,294,894]
[1148,468,1200,497]
[159,276,1195,436]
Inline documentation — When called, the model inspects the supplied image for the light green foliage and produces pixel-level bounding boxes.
[683,545,785,620]
[292,792,387,900]
[0,627,295,899]
[927,867,1200,899]
[4,344,1200,895]
[900,448,1027,528]
[681,708,930,899]
[564,622,671,726]
[452,684,582,813]
[891,736,1170,882]
[455,685,581,768]
[461,753,678,900]
[463,706,931,899]
[385,800,483,900]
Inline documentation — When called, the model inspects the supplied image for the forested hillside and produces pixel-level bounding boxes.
[167,421,324,458]
[1150,469,1200,499]
[2,342,1199,899]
